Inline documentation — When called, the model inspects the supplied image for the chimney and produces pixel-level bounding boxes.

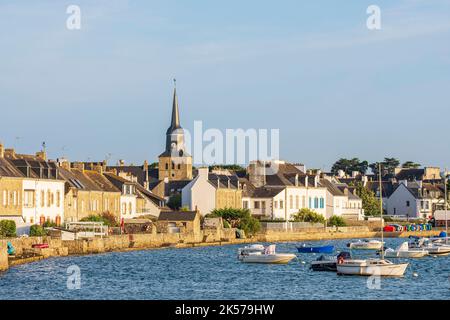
[0,142,4,158]
[58,158,71,170]
[102,160,107,171]
[4,148,15,158]
[294,174,299,186]
[94,164,103,174]
[35,151,47,161]
[227,178,231,189]
[72,162,85,172]
[143,160,149,172]
[198,167,209,180]
[118,159,125,167]
[305,175,309,187]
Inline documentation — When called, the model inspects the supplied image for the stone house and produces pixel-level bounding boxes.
[156,210,201,235]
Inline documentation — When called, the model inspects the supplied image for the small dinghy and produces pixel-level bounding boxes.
[384,242,428,258]
[237,244,296,264]
[347,239,383,250]
[310,252,351,271]
[297,244,334,254]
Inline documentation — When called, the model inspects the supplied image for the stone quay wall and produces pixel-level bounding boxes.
[0,240,8,271]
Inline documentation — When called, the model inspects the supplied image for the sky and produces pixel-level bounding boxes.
[1,0,450,170]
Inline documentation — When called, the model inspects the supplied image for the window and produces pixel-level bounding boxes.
[23,190,35,208]
[274,201,278,209]
[309,197,312,208]
[165,163,169,170]
[2,190,6,206]
[243,201,248,209]
[254,201,260,209]
[128,203,132,214]
[41,191,45,207]
[406,201,410,207]
[12,191,17,206]
[295,195,299,209]
[47,190,51,207]
[177,164,181,170]
[171,162,175,170]
[56,191,60,207]
[261,201,266,213]
[314,197,319,209]
[280,200,284,209]
[319,197,324,209]
[289,195,293,209]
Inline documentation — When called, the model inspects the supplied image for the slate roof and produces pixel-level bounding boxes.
[395,168,425,181]
[158,211,198,221]
[320,179,345,196]
[0,158,25,177]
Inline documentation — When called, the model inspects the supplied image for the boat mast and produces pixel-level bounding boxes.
[445,168,448,245]
[379,163,384,259]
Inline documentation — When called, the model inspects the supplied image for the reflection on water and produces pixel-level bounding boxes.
[1,238,449,300]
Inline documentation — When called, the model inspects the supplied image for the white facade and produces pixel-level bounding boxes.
[245,186,327,221]
[120,184,138,219]
[182,168,216,215]
[386,183,431,219]
[22,178,65,225]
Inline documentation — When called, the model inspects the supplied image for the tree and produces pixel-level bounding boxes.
[208,208,260,236]
[328,215,346,227]
[331,158,368,175]
[370,157,400,177]
[167,194,181,210]
[149,162,159,169]
[291,208,325,224]
[355,183,381,216]
[402,161,421,169]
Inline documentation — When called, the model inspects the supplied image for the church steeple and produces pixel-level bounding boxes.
[158,79,193,182]
[167,79,181,134]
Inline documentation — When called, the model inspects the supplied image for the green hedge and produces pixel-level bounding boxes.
[0,220,17,237]
[29,225,47,237]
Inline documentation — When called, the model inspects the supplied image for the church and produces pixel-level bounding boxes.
[109,83,194,200]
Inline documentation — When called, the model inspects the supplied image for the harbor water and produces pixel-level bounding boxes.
[1,238,449,300]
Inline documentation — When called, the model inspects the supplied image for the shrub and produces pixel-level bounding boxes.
[222,220,231,228]
[328,215,346,227]
[209,208,260,236]
[80,211,118,227]
[43,221,57,228]
[292,208,325,224]
[0,220,16,237]
[30,224,47,237]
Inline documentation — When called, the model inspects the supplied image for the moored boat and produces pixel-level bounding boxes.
[384,242,428,258]
[336,259,409,277]
[297,244,334,254]
[310,252,351,272]
[237,244,296,264]
[347,239,383,250]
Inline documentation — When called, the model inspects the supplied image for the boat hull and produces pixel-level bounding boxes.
[311,261,337,271]
[240,254,296,264]
[349,242,383,250]
[384,250,428,258]
[337,261,408,277]
[297,245,334,254]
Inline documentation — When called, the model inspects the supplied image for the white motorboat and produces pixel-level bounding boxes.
[409,237,450,256]
[347,239,384,250]
[237,244,296,264]
[336,258,409,277]
[337,164,408,277]
[384,242,428,258]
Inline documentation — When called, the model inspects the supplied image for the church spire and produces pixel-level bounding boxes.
[168,78,181,133]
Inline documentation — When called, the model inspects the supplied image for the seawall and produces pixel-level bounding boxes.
[0,240,8,271]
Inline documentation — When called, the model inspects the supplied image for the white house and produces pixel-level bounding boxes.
[242,160,327,220]
[386,182,432,219]
[181,167,217,215]
[22,178,65,226]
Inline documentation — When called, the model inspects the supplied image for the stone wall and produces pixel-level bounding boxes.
[0,240,8,271]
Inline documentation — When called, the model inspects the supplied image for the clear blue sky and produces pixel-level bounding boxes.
[1,0,449,170]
